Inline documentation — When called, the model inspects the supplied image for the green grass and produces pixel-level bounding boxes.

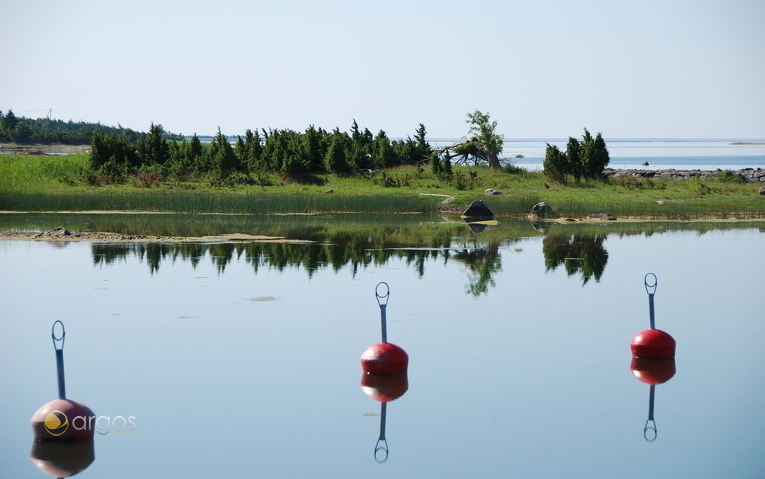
[1,154,763,218]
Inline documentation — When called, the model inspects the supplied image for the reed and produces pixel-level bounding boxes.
[0,153,88,191]
[1,154,762,218]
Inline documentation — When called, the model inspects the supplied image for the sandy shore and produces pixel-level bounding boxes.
[0,228,313,243]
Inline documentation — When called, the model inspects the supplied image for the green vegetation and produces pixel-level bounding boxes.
[442,110,504,169]
[82,120,433,186]
[544,128,610,182]
[0,109,183,145]
[1,152,763,218]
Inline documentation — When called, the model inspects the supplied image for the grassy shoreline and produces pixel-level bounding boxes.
[1,152,763,219]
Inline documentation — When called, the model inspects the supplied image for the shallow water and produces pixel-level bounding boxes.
[1,216,764,478]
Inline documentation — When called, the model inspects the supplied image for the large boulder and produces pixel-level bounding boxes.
[529,202,553,217]
[462,200,494,218]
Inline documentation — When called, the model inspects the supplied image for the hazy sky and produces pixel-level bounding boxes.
[2,0,763,139]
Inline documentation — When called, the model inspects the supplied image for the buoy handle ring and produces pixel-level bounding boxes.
[644,273,658,296]
[376,282,390,307]
[643,419,657,442]
[374,438,389,463]
[51,320,65,351]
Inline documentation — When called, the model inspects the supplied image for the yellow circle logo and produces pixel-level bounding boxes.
[44,410,69,436]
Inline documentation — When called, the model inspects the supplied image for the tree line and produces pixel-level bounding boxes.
[88,120,433,184]
[543,128,610,182]
[0,109,183,145]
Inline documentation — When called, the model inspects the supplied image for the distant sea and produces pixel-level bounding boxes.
[429,139,765,171]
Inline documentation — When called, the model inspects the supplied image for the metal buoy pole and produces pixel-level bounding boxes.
[376,282,390,344]
[644,385,657,442]
[644,273,658,330]
[51,321,66,400]
[374,402,389,463]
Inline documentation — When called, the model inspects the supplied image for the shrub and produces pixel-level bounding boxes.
[715,170,743,183]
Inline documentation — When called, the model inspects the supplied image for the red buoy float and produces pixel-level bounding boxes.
[629,275,677,442]
[31,321,95,442]
[31,399,95,441]
[630,329,676,359]
[630,274,676,359]
[361,343,409,375]
[360,283,409,375]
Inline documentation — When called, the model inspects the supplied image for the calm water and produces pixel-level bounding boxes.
[461,139,765,171]
[1,214,764,478]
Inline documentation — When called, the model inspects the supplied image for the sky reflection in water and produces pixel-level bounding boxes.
[1,217,763,478]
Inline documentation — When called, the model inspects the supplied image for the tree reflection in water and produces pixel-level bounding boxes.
[452,239,502,296]
[542,233,608,285]
[90,235,507,296]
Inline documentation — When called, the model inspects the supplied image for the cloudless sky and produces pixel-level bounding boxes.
[2,0,763,139]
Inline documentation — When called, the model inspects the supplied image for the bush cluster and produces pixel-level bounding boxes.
[0,109,182,145]
[87,121,433,185]
[544,129,610,183]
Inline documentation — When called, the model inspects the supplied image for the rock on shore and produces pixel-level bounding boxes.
[602,167,765,183]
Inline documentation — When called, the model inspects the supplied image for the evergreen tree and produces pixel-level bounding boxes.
[2,109,19,139]
[141,123,170,166]
[430,151,441,176]
[441,154,453,180]
[209,128,237,178]
[89,131,137,178]
[579,128,596,179]
[189,133,206,173]
[414,123,432,163]
[235,135,247,163]
[303,125,324,172]
[543,144,568,183]
[591,132,610,179]
[325,129,350,175]
[566,136,581,181]
[374,130,394,168]
[348,119,373,170]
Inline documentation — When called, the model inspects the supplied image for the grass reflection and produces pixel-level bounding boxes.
[5,212,764,295]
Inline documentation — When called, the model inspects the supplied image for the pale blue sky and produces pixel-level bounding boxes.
[2,0,763,139]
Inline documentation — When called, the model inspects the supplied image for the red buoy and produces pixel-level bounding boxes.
[31,399,96,441]
[361,342,409,374]
[31,321,96,442]
[360,373,409,402]
[630,329,676,359]
[630,357,676,385]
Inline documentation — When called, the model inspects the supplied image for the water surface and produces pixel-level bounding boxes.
[1,215,763,478]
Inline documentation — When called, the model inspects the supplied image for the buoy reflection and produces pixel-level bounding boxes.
[630,357,676,442]
[30,438,95,478]
[361,373,408,464]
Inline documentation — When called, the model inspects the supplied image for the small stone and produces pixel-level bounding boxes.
[484,188,502,195]
[323,189,333,193]
[759,187,765,195]
[44,227,70,236]
[657,200,665,205]
[587,213,616,220]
